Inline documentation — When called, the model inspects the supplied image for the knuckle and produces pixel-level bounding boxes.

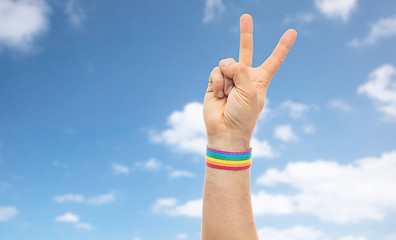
[211,67,220,75]
[235,62,247,72]
[209,67,220,80]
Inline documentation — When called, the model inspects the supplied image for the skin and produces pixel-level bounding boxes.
[201,14,297,240]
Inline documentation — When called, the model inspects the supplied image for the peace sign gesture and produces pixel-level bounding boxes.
[203,14,297,152]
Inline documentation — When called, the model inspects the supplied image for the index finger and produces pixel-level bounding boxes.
[239,14,253,67]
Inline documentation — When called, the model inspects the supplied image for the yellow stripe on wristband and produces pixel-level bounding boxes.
[206,156,252,166]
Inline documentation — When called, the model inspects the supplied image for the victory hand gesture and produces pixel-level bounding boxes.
[203,14,297,151]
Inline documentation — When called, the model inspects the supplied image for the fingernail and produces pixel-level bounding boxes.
[221,59,230,67]
[217,90,225,98]
[227,86,233,95]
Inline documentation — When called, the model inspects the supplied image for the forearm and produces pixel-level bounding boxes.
[201,141,258,240]
[200,13,296,240]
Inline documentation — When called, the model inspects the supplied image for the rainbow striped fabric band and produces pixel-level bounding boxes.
[206,147,252,170]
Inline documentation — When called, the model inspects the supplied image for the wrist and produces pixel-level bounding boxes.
[207,133,251,152]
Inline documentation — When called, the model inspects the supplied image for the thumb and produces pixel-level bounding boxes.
[219,58,254,92]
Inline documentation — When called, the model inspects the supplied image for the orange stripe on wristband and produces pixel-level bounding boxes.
[205,146,252,170]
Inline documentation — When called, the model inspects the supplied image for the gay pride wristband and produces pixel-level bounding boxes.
[206,146,252,170]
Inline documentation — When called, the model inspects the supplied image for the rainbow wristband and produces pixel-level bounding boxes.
[206,146,252,170]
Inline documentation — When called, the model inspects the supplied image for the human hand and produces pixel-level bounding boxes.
[203,14,297,152]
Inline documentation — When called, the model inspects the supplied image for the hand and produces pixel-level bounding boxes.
[203,14,297,151]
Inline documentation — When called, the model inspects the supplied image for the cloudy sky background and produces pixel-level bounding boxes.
[1,0,396,239]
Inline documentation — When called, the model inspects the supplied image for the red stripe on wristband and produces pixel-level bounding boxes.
[205,146,252,170]
[206,161,252,170]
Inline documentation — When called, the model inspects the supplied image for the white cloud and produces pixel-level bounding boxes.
[86,192,115,205]
[53,160,68,168]
[175,233,188,239]
[0,207,17,221]
[54,194,84,203]
[386,234,396,240]
[257,226,366,240]
[302,125,315,134]
[203,0,224,23]
[65,0,85,27]
[284,12,315,25]
[154,148,396,226]
[151,102,275,158]
[358,64,396,119]
[257,225,325,240]
[150,102,206,156]
[54,192,115,205]
[328,98,351,111]
[55,212,79,223]
[135,158,162,171]
[55,212,93,229]
[337,236,367,240]
[152,198,202,217]
[350,14,396,47]
[75,222,93,230]
[132,237,141,240]
[0,0,50,52]
[274,125,297,142]
[251,138,277,158]
[152,198,178,210]
[281,100,310,119]
[169,170,194,179]
[252,192,294,215]
[256,150,396,224]
[314,0,357,22]
[112,163,130,175]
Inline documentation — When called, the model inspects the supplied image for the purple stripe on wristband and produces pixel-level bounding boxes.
[206,146,252,155]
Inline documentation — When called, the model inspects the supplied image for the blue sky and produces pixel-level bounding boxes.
[1,0,396,239]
